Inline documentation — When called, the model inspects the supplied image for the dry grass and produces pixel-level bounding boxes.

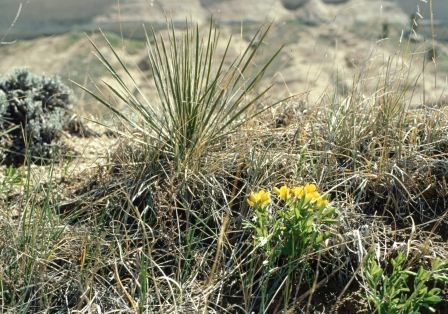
[1,16,448,314]
[2,88,448,313]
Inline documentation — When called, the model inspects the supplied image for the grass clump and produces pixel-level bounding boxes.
[80,19,284,170]
[0,166,71,312]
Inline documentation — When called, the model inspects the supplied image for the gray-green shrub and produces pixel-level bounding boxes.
[0,69,72,165]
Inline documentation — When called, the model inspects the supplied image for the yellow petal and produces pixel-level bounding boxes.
[259,190,271,205]
[247,190,271,207]
[316,198,329,207]
[274,185,291,201]
[292,186,304,199]
[248,192,257,202]
[310,191,321,200]
[304,183,317,194]
[247,192,258,207]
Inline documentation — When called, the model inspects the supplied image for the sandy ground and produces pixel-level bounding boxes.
[0,0,446,114]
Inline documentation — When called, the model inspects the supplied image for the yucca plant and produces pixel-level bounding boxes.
[79,20,284,169]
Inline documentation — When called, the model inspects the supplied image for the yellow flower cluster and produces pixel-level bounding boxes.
[247,184,329,208]
[274,183,329,207]
[247,190,271,207]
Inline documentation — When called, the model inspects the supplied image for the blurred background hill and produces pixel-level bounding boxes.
[1,0,446,39]
[0,0,447,115]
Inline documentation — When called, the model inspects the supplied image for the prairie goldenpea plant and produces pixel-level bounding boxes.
[244,184,337,312]
[246,184,335,260]
[78,19,285,170]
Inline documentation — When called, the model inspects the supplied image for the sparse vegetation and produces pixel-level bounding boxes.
[1,5,448,314]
